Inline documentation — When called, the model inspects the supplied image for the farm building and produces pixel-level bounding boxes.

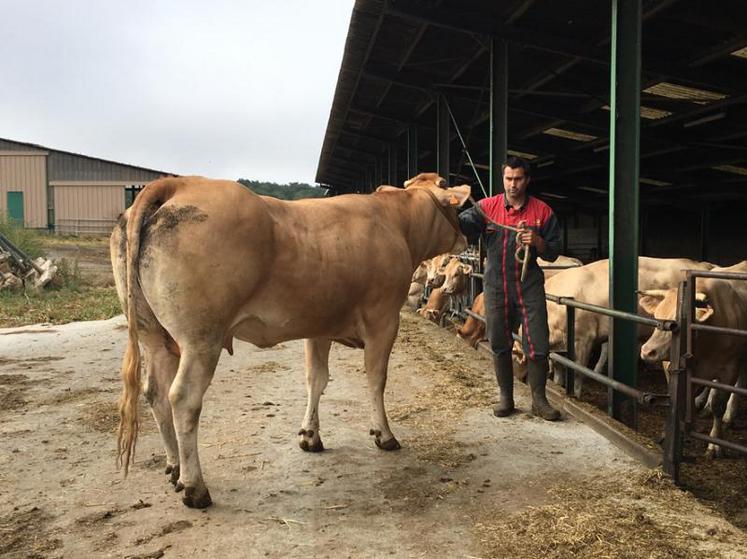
[0,137,172,234]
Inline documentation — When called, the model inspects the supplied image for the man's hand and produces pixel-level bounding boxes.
[517,221,545,254]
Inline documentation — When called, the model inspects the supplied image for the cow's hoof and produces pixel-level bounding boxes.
[182,486,212,509]
[167,464,180,485]
[174,481,185,493]
[298,429,324,452]
[375,436,401,451]
[299,438,324,452]
[705,446,723,460]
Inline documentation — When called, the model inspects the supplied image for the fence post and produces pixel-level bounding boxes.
[663,279,690,484]
[565,300,576,397]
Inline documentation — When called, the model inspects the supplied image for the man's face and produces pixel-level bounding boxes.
[503,166,529,199]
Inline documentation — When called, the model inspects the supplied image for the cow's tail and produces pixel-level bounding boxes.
[117,178,178,475]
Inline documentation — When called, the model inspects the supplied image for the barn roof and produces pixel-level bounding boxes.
[316,0,747,211]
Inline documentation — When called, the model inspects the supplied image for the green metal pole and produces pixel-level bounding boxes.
[489,37,508,197]
[608,0,641,424]
[437,94,450,182]
[407,124,418,179]
[388,144,398,185]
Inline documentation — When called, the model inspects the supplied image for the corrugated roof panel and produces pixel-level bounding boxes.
[507,149,538,160]
[542,127,597,142]
[640,177,671,186]
[601,104,673,119]
[643,82,728,104]
[712,164,747,176]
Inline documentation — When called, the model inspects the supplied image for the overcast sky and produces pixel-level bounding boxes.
[1,1,352,184]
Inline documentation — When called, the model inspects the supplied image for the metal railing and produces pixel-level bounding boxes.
[55,218,117,236]
[663,270,747,483]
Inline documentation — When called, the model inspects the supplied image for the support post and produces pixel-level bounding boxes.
[663,280,690,484]
[407,124,418,180]
[565,302,576,398]
[388,144,398,185]
[489,37,508,197]
[608,0,641,424]
[437,94,450,181]
[700,205,710,261]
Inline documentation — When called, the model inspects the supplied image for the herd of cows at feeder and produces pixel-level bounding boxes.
[409,251,747,460]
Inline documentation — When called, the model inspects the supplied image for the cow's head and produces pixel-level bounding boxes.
[411,261,429,285]
[405,173,471,254]
[426,253,452,288]
[442,258,473,295]
[638,288,714,363]
[403,172,448,189]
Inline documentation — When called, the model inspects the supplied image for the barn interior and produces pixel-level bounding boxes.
[315,0,747,265]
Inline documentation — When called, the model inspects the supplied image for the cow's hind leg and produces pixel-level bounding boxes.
[142,341,180,484]
[169,345,221,508]
[298,338,332,452]
[705,387,730,459]
[364,319,400,451]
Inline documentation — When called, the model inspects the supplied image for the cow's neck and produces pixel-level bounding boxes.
[404,190,457,268]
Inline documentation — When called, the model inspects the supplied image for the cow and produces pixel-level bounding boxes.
[111,172,471,508]
[425,253,452,288]
[405,261,429,308]
[639,261,747,458]
[537,255,583,279]
[457,292,486,348]
[538,257,715,398]
[417,287,449,322]
[440,257,472,296]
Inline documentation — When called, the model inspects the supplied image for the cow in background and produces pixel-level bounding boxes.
[640,260,747,458]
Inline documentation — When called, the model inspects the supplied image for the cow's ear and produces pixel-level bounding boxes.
[442,184,471,207]
[376,185,400,193]
[638,289,667,315]
[694,292,714,322]
[404,173,428,188]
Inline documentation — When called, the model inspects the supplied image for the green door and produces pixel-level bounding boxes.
[7,192,24,226]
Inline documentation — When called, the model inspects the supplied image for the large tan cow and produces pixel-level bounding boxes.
[111,173,470,508]
[457,292,486,348]
[541,257,715,397]
[640,261,747,458]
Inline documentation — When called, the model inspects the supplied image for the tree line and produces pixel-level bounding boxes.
[238,179,329,200]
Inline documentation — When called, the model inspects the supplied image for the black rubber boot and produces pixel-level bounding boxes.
[492,353,515,417]
[527,358,561,421]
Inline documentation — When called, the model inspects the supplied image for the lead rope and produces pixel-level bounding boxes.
[441,94,531,281]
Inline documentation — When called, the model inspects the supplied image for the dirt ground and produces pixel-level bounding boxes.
[2,310,747,558]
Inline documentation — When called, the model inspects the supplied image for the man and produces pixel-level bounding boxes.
[459,157,562,421]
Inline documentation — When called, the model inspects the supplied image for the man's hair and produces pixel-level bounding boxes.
[502,156,531,178]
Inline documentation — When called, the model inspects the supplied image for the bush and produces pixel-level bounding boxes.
[0,215,44,259]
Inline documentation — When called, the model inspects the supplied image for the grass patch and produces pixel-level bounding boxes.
[0,285,121,328]
[0,215,44,259]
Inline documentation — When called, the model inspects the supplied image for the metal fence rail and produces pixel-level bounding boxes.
[663,270,747,483]
[430,252,747,483]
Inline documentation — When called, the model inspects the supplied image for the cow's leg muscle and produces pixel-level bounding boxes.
[706,387,730,459]
[573,338,594,399]
[364,318,400,451]
[142,342,180,483]
[299,338,332,452]
[168,345,220,508]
